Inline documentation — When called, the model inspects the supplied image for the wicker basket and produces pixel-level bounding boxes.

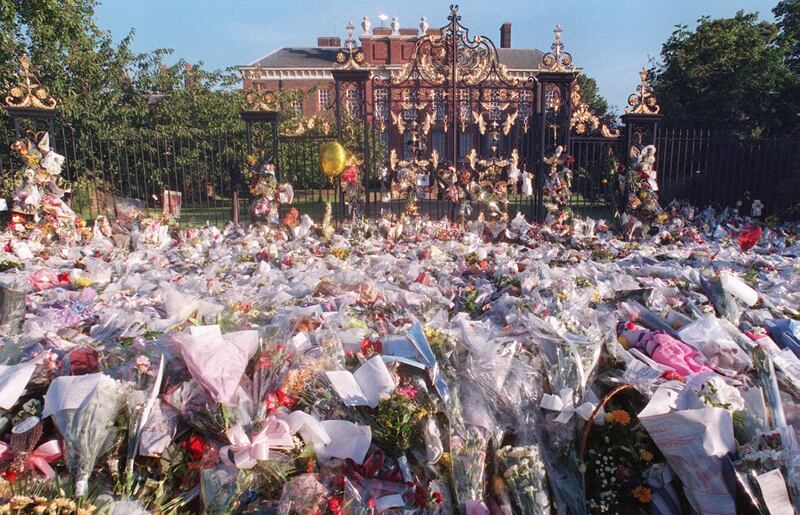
[579,383,636,455]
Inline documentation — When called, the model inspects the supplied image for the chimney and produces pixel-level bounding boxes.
[184,63,194,88]
[317,36,342,47]
[500,22,511,48]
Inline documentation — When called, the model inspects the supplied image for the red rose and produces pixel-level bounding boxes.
[182,435,205,460]
[360,338,382,356]
[266,392,279,414]
[432,491,443,504]
[57,272,71,284]
[276,388,298,408]
[2,470,17,483]
[69,346,100,375]
[341,166,358,184]
[327,497,343,515]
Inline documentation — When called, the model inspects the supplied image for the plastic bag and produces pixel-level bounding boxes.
[677,315,751,375]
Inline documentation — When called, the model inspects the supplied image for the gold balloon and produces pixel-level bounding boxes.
[319,142,347,179]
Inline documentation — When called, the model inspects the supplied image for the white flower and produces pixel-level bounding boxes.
[699,376,745,412]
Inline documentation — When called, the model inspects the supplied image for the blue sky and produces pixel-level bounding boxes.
[95,0,778,111]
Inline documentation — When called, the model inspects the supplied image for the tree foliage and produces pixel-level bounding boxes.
[575,74,610,117]
[775,0,800,72]
[652,10,798,137]
[0,0,246,137]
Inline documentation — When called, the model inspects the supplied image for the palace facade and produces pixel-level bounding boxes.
[239,16,556,163]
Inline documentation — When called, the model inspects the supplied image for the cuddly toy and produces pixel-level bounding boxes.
[617,321,713,377]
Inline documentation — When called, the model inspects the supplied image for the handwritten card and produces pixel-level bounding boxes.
[42,372,104,417]
[755,469,793,515]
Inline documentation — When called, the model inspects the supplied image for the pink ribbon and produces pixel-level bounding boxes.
[220,417,294,469]
[0,440,62,480]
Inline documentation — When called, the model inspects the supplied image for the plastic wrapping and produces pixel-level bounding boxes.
[676,315,751,375]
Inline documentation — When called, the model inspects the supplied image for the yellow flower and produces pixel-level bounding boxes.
[73,276,93,289]
[633,485,652,503]
[610,409,631,425]
[639,449,653,462]
[438,452,452,470]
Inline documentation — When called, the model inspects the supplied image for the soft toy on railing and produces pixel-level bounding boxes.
[621,144,663,240]
[246,155,293,227]
[6,132,86,245]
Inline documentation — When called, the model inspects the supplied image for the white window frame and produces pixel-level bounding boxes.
[318,89,329,111]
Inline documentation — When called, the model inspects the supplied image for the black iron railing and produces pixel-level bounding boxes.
[2,129,799,225]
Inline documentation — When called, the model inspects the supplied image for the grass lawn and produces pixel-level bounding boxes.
[70,189,612,226]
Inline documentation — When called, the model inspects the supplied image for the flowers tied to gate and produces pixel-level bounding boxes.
[341,165,359,184]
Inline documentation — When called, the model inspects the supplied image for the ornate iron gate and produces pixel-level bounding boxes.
[333,5,540,221]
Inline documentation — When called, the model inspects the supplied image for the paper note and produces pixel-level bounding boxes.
[42,372,103,417]
[324,371,369,406]
[315,420,371,464]
[326,356,396,408]
[352,356,396,406]
[639,406,736,515]
[0,355,43,409]
[755,469,794,515]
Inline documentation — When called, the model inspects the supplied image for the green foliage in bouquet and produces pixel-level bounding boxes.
[365,387,430,458]
[583,392,663,515]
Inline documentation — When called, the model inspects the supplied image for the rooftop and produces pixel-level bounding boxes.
[245,46,545,70]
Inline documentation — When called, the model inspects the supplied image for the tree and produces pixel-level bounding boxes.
[0,0,142,134]
[774,0,800,136]
[775,0,800,72]
[652,11,795,137]
[575,74,609,117]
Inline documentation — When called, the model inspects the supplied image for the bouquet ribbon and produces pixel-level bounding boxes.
[540,387,602,424]
[220,417,294,470]
[0,439,62,480]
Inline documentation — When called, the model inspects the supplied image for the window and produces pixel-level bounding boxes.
[488,101,502,121]
[403,132,414,159]
[403,90,417,121]
[380,131,389,154]
[290,97,303,116]
[432,131,445,158]
[458,89,471,119]
[374,88,389,121]
[519,90,533,119]
[434,91,446,120]
[345,88,361,116]
[318,89,330,111]
[459,131,473,157]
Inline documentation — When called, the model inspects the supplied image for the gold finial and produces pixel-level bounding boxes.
[540,25,574,72]
[335,21,367,70]
[4,56,57,110]
[242,88,277,112]
[625,67,660,114]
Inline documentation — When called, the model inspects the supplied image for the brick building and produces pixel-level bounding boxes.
[239,17,548,163]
